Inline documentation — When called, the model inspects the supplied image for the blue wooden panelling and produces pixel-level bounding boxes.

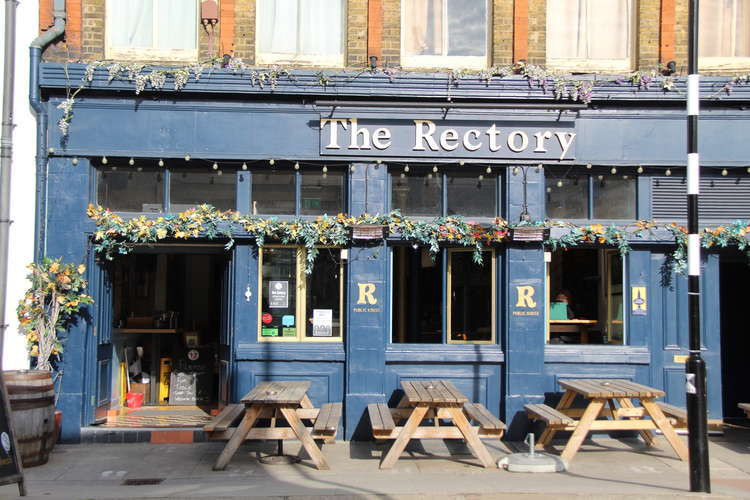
[234,362,344,409]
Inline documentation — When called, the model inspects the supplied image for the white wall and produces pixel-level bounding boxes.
[1,0,39,370]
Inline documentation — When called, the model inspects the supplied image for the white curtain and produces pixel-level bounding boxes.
[157,0,197,50]
[403,0,443,56]
[547,0,632,60]
[108,0,154,48]
[700,0,750,58]
[258,0,342,55]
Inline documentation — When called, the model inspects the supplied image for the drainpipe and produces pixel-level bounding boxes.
[0,0,18,368]
[30,0,66,263]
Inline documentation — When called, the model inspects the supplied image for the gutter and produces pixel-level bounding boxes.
[30,0,66,262]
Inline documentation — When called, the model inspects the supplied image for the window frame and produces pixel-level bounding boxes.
[545,248,627,345]
[400,0,491,70]
[250,165,348,217]
[446,248,496,345]
[255,0,347,68]
[257,245,344,343]
[104,0,200,62]
[544,169,638,221]
[699,0,750,71]
[545,0,637,73]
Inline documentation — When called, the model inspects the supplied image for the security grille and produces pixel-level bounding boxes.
[651,176,750,222]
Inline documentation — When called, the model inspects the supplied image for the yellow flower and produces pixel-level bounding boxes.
[30,345,39,357]
[156,228,167,239]
[77,264,86,274]
[48,262,60,273]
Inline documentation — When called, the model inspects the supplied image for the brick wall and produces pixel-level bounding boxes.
[381,0,400,67]
[81,0,105,61]
[674,0,689,72]
[638,0,661,69]
[527,0,545,65]
[493,0,514,66]
[233,0,255,63]
[347,0,368,68]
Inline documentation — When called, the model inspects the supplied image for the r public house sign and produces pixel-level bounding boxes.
[319,118,576,160]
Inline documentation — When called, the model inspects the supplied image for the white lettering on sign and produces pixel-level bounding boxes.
[320,118,576,159]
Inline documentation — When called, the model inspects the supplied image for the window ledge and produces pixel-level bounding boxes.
[386,344,504,363]
[544,344,649,364]
[236,343,345,361]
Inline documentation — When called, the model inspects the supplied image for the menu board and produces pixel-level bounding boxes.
[0,378,25,495]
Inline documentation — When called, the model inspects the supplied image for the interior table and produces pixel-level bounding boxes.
[378,380,497,469]
[212,381,331,470]
[548,320,598,344]
[540,378,689,464]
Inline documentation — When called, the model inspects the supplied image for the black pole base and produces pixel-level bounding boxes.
[686,353,711,493]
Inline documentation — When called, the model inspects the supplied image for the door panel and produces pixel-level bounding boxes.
[218,253,234,407]
[91,259,114,424]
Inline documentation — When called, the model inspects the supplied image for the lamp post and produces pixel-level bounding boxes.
[685,0,710,493]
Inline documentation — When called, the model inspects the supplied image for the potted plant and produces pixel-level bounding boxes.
[9,258,93,466]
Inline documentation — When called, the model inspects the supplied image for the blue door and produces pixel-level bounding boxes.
[649,252,722,418]
[87,259,114,424]
[218,252,235,407]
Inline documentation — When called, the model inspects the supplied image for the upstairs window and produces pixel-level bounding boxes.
[256,0,345,67]
[700,0,750,70]
[106,0,198,61]
[546,0,635,72]
[401,0,489,69]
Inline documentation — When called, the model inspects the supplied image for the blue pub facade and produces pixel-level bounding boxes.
[36,63,750,442]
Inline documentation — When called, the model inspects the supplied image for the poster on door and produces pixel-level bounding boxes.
[269,281,289,308]
[312,309,333,337]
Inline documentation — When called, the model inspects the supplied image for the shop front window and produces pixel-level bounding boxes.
[258,246,343,341]
[252,165,345,216]
[391,247,494,344]
[98,167,164,213]
[545,168,636,220]
[391,166,499,218]
[170,170,237,212]
[547,248,625,345]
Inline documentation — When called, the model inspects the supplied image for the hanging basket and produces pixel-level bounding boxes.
[351,224,388,240]
[510,227,549,242]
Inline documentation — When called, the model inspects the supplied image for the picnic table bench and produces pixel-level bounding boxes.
[205,381,341,470]
[368,380,505,469]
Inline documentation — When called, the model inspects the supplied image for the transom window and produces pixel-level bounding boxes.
[258,246,344,342]
[256,0,345,67]
[545,168,637,220]
[699,0,750,70]
[547,249,625,345]
[390,166,499,217]
[401,0,489,69]
[391,247,495,344]
[546,0,635,72]
[105,0,198,61]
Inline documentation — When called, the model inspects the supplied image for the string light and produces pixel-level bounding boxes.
[637,166,644,174]
[129,158,135,166]
[242,162,248,171]
[586,163,592,169]
[721,168,728,176]
[459,160,465,166]
[404,164,409,173]
[478,174,484,181]
[665,168,672,176]
[184,154,191,161]
[536,164,543,172]
[322,165,328,173]
[158,159,164,167]
[486,166,492,174]
[376,159,382,164]
[610,167,617,175]
[212,162,219,170]
[546,186,552,193]
[556,180,563,188]
[432,165,438,173]
[71,157,79,166]
[512,167,519,176]
[350,165,356,172]
[47,147,55,154]
[269,159,275,166]
[101,156,108,165]
[747,167,750,174]
[294,162,300,170]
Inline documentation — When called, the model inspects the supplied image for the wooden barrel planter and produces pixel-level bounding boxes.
[2,370,56,467]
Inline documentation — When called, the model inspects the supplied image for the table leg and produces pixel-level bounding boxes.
[279,406,330,470]
[560,399,605,465]
[447,406,495,468]
[641,399,689,461]
[539,390,576,447]
[300,394,314,409]
[213,405,262,470]
[617,398,655,447]
[380,405,429,469]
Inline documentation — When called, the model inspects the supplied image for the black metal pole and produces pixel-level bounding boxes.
[686,0,710,492]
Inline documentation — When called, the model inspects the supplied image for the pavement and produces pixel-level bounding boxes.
[2,426,750,499]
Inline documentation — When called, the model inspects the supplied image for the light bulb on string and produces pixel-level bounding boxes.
[536,164,543,172]
[72,157,79,166]
[129,158,135,166]
[478,174,484,181]
[459,160,465,166]
[242,162,248,171]
[376,159,382,164]
[294,162,300,170]
[486,166,492,174]
[269,159,275,166]
[637,166,644,174]
[213,162,219,170]
[404,164,409,173]
[184,154,191,161]
[322,165,328,173]
[101,156,108,165]
[747,167,750,174]
[350,165,356,173]
[721,168,728,176]
[158,158,164,167]
[665,168,672,176]
[586,163,592,169]
[556,180,563,188]
[610,167,617,175]
[47,147,55,154]
[432,165,438,173]
[546,186,552,193]
[512,167,519,176]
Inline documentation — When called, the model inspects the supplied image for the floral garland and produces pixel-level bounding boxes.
[17,258,93,371]
[87,204,750,274]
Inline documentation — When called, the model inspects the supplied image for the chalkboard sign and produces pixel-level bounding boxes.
[0,378,26,495]
[169,348,215,405]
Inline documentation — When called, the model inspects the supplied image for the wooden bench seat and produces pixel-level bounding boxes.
[204,404,244,433]
[312,402,342,438]
[368,403,396,437]
[463,403,506,436]
[656,402,688,426]
[739,403,750,418]
[524,403,576,427]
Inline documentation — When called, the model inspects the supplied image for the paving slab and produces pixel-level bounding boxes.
[0,430,749,499]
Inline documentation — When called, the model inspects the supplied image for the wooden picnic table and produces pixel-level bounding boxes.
[372,380,505,469]
[529,379,689,465]
[211,381,338,471]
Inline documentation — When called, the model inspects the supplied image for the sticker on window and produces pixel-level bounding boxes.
[282,327,296,337]
[269,281,289,308]
[282,315,295,327]
[261,327,278,337]
[312,309,333,337]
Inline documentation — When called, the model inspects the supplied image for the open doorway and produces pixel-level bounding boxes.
[105,248,230,427]
[720,257,750,424]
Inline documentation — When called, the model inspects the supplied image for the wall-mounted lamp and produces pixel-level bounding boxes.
[369,55,378,70]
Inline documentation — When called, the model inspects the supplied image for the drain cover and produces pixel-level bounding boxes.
[122,478,165,486]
